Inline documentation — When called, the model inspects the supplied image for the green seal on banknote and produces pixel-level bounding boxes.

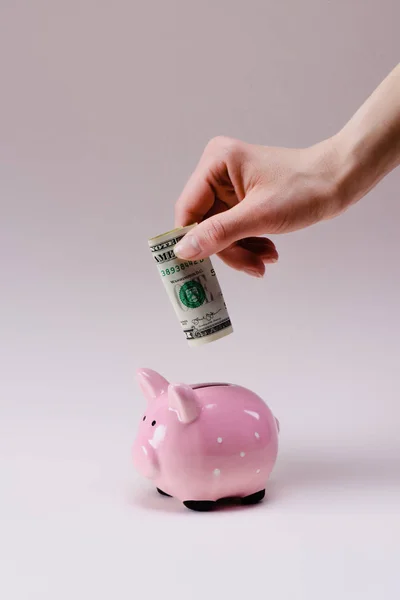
[179,280,206,309]
[148,224,233,346]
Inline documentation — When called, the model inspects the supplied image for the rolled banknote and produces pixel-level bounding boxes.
[148,224,233,346]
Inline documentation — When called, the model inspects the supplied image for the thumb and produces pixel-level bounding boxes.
[174,197,261,260]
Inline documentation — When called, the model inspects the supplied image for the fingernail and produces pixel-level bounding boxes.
[244,269,264,278]
[174,235,201,259]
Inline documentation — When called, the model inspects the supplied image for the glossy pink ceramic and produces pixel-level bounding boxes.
[133,368,280,511]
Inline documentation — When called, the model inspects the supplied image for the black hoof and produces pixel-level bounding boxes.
[157,488,172,497]
[183,500,216,512]
[241,489,265,506]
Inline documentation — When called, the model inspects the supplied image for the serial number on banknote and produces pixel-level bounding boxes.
[160,260,205,277]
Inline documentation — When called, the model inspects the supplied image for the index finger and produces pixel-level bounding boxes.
[174,161,215,227]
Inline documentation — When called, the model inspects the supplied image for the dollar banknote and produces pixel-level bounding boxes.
[148,225,233,346]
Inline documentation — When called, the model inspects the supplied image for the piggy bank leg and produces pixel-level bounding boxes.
[157,488,172,498]
[241,489,265,506]
[183,500,216,512]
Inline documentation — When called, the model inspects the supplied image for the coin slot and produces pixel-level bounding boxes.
[191,383,232,389]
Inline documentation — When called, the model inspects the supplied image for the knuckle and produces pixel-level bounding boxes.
[205,135,240,158]
[204,218,228,246]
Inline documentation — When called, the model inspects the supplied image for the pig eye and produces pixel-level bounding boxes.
[151,420,156,427]
[143,416,146,421]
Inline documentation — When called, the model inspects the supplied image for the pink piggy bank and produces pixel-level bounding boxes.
[133,368,280,511]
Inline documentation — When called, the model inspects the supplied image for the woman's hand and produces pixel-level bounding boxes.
[174,135,346,277]
[174,64,400,277]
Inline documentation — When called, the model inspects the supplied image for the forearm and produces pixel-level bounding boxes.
[334,63,400,206]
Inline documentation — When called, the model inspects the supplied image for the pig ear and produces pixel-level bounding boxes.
[168,384,200,424]
[136,368,169,402]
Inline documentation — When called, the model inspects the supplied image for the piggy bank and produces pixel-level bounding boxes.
[133,368,280,511]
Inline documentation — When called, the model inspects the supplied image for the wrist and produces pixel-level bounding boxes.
[331,110,400,209]
[308,130,380,217]
[327,131,365,209]
[303,136,359,219]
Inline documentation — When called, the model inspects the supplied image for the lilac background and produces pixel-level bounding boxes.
[1,2,399,599]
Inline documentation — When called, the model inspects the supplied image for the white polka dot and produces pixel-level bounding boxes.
[255,432,260,439]
[217,437,223,443]
[213,468,221,477]
[256,469,261,474]
[240,452,246,458]
[244,410,260,420]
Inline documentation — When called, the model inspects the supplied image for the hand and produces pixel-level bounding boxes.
[174,135,346,277]
[174,64,400,277]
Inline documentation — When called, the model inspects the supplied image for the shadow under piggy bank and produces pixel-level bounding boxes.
[130,483,271,514]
